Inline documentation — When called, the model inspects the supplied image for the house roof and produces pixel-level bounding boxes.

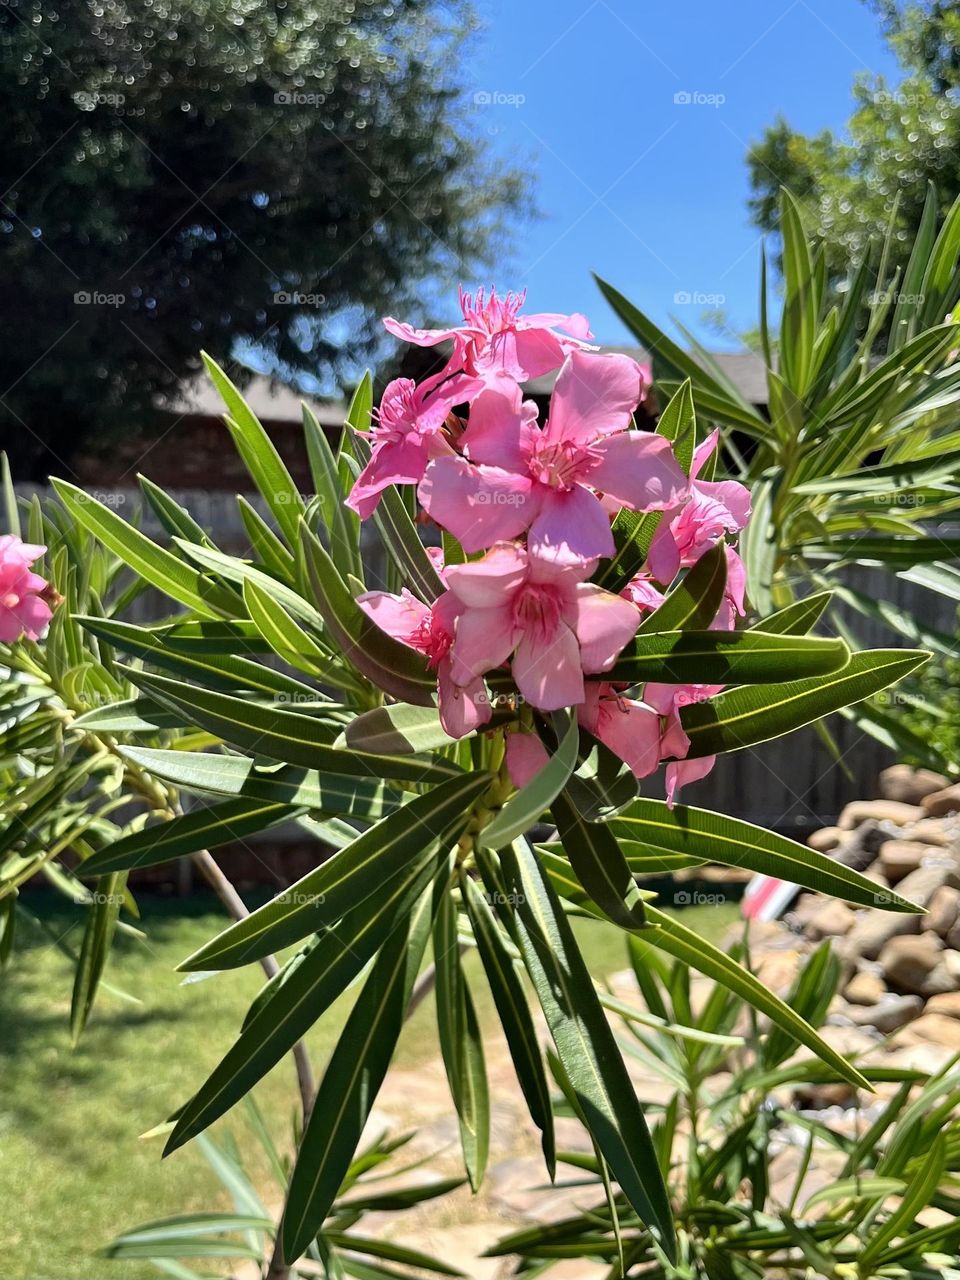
[163,375,348,428]
[525,346,770,406]
[165,345,770,427]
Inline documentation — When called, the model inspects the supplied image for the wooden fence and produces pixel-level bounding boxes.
[21,484,959,834]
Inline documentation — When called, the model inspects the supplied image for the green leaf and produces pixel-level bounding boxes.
[165,842,447,1153]
[300,523,436,705]
[862,1131,946,1265]
[201,353,305,545]
[52,480,239,618]
[139,475,214,549]
[461,875,555,1175]
[345,703,462,755]
[551,790,646,931]
[71,697,187,733]
[120,747,404,820]
[480,714,579,851]
[352,431,446,602]
[778,189,818,396]
[178,771,490,971]
[241,578,365,694]
[747,591,831,635]
[680,648,929,758]
[302,401,362,583]
[637,542,727,634]
[1,451,20,537]
[236,495,295,579]
[597,379,697,592]
[78,616,320,700]
[71,871,124,1042]
[122,668,460,784]
[434,891,489,1190]
[608,629,849,685]
[80,800,301,876]
[105,1212,273,1259]
[280,875,442,1262]
[605,798,919,912]
[495,839,675,1260]
[639,904,869,1090]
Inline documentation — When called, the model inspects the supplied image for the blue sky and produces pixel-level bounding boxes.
[459,0,901,349]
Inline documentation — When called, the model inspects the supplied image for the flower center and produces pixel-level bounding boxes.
[510,582,563,642]
[414,611,453,669]
[528,439,597,490]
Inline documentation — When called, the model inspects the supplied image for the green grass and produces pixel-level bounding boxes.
[0,891,738,1280]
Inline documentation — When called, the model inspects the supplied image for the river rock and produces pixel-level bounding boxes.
[904,817,956,848]
[880,933,943,994]
[843,909,921,962]
[877,840,932,884]
[891,1012,960,1051]
[839,800,923,830]
[923,784,960,818]
[807,900,856,940]
[844,970,886,1006]
[924,991,960,1018]
[847,994,922,1034]
[808,826,844,853]
[894,859,960,909]
[880,765,950,805]
[922,885,960,937]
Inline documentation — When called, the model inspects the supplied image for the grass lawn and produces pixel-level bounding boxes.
[1,890,738,1280]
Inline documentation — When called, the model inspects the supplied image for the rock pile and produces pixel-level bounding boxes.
[752,765,960,1072]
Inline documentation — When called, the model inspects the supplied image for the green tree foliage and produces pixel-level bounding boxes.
[747,2,960,275]
[0,0,525,478]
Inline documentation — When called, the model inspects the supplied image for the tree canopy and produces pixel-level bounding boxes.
[0,0,525,478]
[747,1,960,277]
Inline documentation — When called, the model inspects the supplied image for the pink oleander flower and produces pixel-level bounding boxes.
[443,541,640,712]
[505,731,550,788]
[383,287,595,383]
[356,587,491,739]
[419,352,689,562]
[711,545,748,631]
[345,370,483,519]
[647,428,751,584]
[0,535,52,643]
[621,572,665,616]
[578,679,720,806]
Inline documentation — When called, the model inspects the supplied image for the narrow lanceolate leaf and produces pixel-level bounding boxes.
[598,379,697,592]
[461,875,555,1175]
[178,772,490,971]
[608,629,849,685]
[606,799,920,913]
[480,714,579,851]
[552,790,646,931]
[640,905,869,1090]
[498,839,675,1260]
[71,697,187,733]
[637,542,727,634]
[300,523,437,705]
[241,577,365,694]
[51,480,238,618]
[80,800,301,876]
[434,892,489,1190]
[202,353,305,545]
[352,431,446,603]
[345,703,461,756]
[105,1213,273,1259]
[302,402,361,583]
[78,616,319,700]
[120,747,403,821]
[680,648,929,758]
[122,668,461,784]
[71,872,124,1042]
[747,591,831,636]
[280,877,442,1263]
[165,841,447,1154]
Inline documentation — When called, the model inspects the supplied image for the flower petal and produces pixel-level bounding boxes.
[448,604,516,684]
[528,484,615,565]
[570,584,639,673]
[665,755,716,807]
[418,456,536,554]
[460,375,536,471]
[444,542,528,608]
[356,589,430,649]
[512,621,583,711]
[438,662,492,739]
[505,732,551,788]
[590,432,689,512]
[346,437,433,518]
[544,350,643,445]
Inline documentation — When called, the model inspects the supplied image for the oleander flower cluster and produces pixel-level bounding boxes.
[0,535,52,644]
[349,288,751,803]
